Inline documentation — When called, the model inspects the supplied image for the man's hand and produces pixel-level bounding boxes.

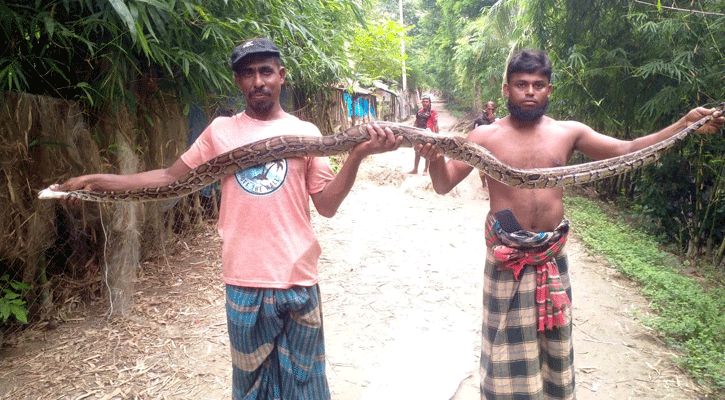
[45,175,101,207]
[686,105,724,135]
[414,142,445,163]
[349,123,403,158]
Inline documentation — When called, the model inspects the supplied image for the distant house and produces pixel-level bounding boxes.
[372,80,409,122]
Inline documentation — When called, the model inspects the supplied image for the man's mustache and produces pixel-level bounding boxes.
[250,89,271,97]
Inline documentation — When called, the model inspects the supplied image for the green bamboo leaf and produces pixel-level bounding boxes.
[138,5,158,42]
[147,6,168,38]
[108,0,138,43]
[134,0,172,12]
[44,15,55,38]
[135,22,154,59]
[76,82,95,107]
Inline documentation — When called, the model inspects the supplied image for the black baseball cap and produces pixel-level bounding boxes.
[230,38,280,71]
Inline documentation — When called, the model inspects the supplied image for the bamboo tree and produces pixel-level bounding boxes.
[1,0,366,112]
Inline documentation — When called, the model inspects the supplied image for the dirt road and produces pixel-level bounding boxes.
[0,98,705,399]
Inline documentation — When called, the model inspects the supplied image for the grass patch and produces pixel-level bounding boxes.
[565,195,725,395]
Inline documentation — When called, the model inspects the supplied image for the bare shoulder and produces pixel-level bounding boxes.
[525,118,597,148]
[554,118,598,136]
[466,116,595,148]
[466,119,504,145]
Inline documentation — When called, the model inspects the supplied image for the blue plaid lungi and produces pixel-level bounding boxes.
[226,284,330,400]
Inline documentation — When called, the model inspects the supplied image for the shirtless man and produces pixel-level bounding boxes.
[416,49,723,399]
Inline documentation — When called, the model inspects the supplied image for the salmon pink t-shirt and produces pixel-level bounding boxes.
[180,111,335,288]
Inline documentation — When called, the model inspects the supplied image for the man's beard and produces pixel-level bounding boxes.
[247,89,274,115]
[508,98,548,122]
[248,100,274,115]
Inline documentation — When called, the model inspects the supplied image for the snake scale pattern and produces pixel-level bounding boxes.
[39,104,723,202]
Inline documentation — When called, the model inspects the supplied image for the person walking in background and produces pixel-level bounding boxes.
[473,101,498,129]
[408,93,439,175]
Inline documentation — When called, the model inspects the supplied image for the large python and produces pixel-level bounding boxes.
[39,104,723,202]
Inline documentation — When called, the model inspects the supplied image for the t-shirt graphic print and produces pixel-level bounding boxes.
[235,160,288,195]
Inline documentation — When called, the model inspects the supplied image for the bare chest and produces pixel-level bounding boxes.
[486,129,574,170]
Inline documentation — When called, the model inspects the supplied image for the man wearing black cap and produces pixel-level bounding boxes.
[53,37,402,399]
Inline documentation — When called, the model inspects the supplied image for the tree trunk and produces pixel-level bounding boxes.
[103,106,140,316]
[24,201,55,319]
[686,236,699,259]
[106,201,139,316]
[715,235,725,270]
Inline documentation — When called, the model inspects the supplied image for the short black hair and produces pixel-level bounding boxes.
[506,49,552,83]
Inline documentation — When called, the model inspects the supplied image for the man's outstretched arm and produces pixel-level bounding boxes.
[574,106,724,160]
[50,158,193,206]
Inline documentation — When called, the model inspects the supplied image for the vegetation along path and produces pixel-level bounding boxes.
[0,98,706,399]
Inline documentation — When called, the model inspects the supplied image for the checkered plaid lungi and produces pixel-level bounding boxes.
[480,217,575,399]
[226,285,330,400]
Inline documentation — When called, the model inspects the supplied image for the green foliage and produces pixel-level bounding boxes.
[409,0,725,262]
[420,0,724,130]
[1,0,367,113]
[415,0,465,95]
[542,0,725,260]
[452,0,534,110]
[635,135,725,257]
[0,275,31,325]
[349,19,410,81]
[565,196,725,393]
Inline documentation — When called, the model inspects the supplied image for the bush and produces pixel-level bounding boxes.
[0,274,31,325]
[565,195,725,393]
